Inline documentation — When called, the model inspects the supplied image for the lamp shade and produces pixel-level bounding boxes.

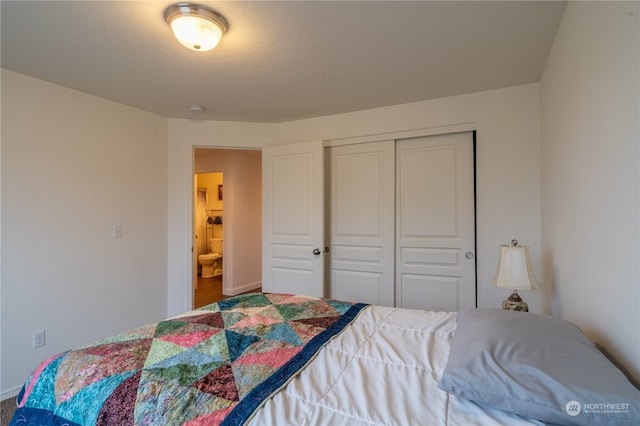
[492,244,540,291]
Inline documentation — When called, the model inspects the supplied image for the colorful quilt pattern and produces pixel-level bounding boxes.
[12,293,368,426]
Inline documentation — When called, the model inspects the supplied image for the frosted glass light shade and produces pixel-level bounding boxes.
[165,3,227,52]
[492,244,540,291]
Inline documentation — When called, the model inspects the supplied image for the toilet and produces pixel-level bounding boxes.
[210,237,223,276]
[198,238,223,278]
[197,252,220,278]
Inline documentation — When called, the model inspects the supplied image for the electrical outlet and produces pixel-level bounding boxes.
[33,330,45,348]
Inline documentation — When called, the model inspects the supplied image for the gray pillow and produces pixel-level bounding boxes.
[438,308,640,425]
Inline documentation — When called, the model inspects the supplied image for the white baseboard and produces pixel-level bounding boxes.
[1,385,21,401]
[223,281,262,297]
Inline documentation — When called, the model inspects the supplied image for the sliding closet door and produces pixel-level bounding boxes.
[396,132,476,311]
[326,141,395,306]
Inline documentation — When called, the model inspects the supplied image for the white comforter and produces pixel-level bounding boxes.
[251,305,542,426]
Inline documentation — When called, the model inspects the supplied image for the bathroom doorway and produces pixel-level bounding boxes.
[193,148,262,308]
[194,172,224,307]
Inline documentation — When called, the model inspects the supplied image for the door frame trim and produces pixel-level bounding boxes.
[324,123,477,147]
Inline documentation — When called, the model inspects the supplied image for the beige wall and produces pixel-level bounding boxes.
[540,1,640,380]
[0,70,168,398]
[197,172,223,212]
[224,152,262,294]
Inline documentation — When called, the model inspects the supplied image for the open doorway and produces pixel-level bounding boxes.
[194,172,224,307]
[193,148,262,308]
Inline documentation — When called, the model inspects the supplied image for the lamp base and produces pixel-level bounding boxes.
[502,291,528,312]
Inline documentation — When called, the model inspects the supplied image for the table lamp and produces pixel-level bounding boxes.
[492,239,540,311]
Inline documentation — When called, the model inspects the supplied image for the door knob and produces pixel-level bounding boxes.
[465,251,474,260]
[313,248,321,255]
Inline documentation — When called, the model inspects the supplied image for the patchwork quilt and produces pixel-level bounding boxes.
[11,293,368,426]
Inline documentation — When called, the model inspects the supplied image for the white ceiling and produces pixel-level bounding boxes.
[1,1,566,123]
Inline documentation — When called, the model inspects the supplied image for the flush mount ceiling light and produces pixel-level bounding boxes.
[164,3,228,51]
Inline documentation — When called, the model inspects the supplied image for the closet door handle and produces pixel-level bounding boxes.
[313,248,321,256]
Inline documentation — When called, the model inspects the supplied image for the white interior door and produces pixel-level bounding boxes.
[396,132,476,311]
[326,141,395,306]
[262,140,325,296]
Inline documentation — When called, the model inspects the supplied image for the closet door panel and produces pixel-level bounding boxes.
[396,132,476,311]
[400,275,460,311]
[327,140,395,306]
[263,140,325,296]
[332,270,384,305]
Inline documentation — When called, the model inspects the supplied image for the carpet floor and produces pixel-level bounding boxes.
[1,397,16,426]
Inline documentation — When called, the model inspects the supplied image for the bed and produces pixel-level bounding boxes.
[10,293,640,426]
